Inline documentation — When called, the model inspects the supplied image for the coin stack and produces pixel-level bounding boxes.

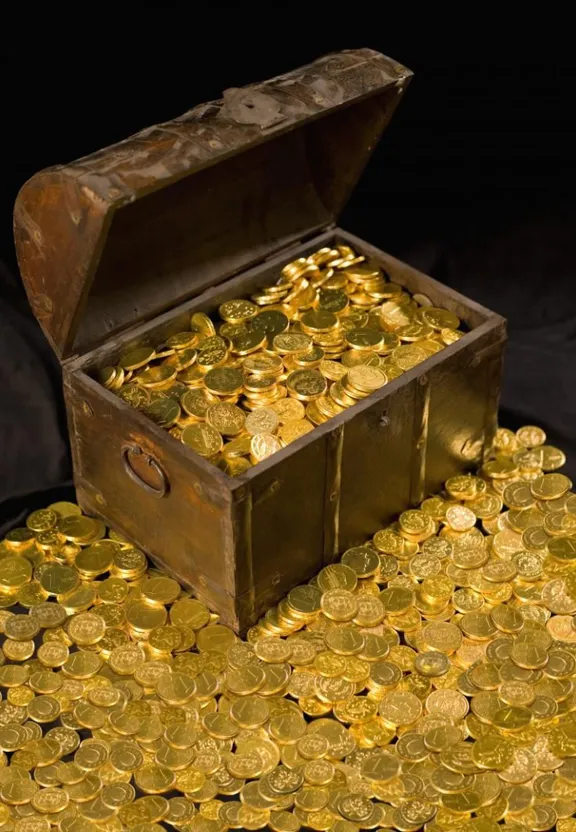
[95,244,465,475]
[1,424,576,832]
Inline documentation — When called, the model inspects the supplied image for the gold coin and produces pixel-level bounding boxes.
[245,407,279,436]
[277,419,313,444]
[119,346,156,370]
[196,335,229,367]
[5,526,36,550]
[517,425,547,447]
[203,366,244,395]
[286,370,327,402]
[445,504,477,531]
[391,344,427,370]
[250,433,282,462]
[190,311,216,336]
[4,613,40,640]
[0,556,32,590]
[181,423,223,457]
[379,691,422,726]
[196,624,236,653]
[229,329,268,355]
[379,586,415,614]
[317,563,358,592]
[548,536,576,561]
[541,444,567,470]
[399,508,434,537]
[31,787,69,813]
[273,333,313,355]
[420,306,460,330]
[286,585,322,616]
[205,403,245,436]
[340,546,380,577]
[76,540,118,575]
[344,327,384,351]
[492,705,532,731]
[27,508,58,532]
[320,589,358,621]
[319,359,348,381]
[169,597,210,629]
[137,364,178,388]
[300,308,339,333]
[345,364,387,393]
[165,331,198,350]
[414,650,450,677]
[219,299,258,323]
[180,388,214,419]
[145,397,181,427]
[531,473,572,500]
[57,515,102,543]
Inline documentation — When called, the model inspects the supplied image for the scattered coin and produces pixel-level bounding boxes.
[0,424,570,832]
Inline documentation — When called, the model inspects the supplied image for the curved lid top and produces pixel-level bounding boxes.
[14,48,412,359]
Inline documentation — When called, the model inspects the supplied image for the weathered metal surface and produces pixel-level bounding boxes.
[14,49,412,359]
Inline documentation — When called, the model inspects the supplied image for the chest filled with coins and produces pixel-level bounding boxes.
[14,49,506,633]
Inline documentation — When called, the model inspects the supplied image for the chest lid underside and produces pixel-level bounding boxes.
[14,49,412,360]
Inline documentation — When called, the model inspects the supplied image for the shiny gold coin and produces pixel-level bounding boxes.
[3,421,574,832]
[269,398,306,423]
[317,563,358,592]
[250,433,282,462]
[286,370,327,402]
[205,402,245,437]
[391,343,427,370]
[181,423,223,457]
[245,407,279,436]
[341,545,380,577]
[346,364,387,393]
[57,514,103,543]
[5,526,36,550]
[531,473,572,500]
[119,346,156,370]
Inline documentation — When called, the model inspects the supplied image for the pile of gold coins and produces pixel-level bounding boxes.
[2,424,576,832]
[94,245,465,475]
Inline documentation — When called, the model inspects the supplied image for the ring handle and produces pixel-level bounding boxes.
[121,444,169,498]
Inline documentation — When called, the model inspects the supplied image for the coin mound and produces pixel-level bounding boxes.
[94,243,466,475]
[0,424,574,832]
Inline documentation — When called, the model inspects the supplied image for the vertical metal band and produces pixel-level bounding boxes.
[231,486,255,627]
[410,376,431,506]
[323,424,344,565]
[483,348,505,462]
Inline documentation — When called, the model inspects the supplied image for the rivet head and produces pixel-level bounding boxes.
[380,414,390,428]
[95,493,106,506]
[194,482,204,497]
[82,401,94,417]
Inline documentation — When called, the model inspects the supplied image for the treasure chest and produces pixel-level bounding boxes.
[13,49,506,633]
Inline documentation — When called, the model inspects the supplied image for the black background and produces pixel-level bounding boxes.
[1,15,576,529]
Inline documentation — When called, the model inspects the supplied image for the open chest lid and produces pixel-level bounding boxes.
[14,48,412,360]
